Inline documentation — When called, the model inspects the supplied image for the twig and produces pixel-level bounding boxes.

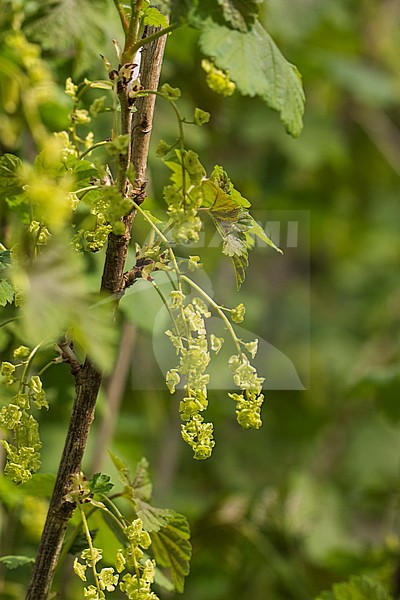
[89,322,137,474]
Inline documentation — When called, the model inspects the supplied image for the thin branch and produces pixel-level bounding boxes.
[89,322,137,474]
[112,0,129,33]
[131,23,179,54]
[79,140,109,160]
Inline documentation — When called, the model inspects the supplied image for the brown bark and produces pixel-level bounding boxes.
[25,29,167,600]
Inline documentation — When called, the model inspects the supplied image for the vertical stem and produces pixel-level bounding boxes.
[25,26,168,600]
[90,322,137,473]
[112,0,129,33]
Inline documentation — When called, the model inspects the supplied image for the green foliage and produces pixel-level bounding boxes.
[143,6,169,28]
[0,555,35,569]
[317,575,393,600]
[0,279,15,307]
[199,22,305,136]
[89,473,114,496]
[169,0,305,135]
[215,0,263,32]
[0,154,23,200]
[107,455,192,594]
[13,242,117,373]
[23,0,110,74]
[151,513,191,593]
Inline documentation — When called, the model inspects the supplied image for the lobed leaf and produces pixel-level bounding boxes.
[131,457,153,502]
[0,555,35,570]
[199,21,305,137]
[317,575,392,600]
[201,178,252,288]
[144,6,169,28]
[0,154,23,201]
[89,473,114,495]
[151,512,191,593]
[0,250,11,270]
[135,500,175,533]
[109,451,131,486]
[216,0,262,32]
[0,279,14,307]
[14,241,117,373]
[248,219,283,254]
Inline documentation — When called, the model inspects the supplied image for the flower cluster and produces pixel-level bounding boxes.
[119,559,158,600]
[0,354,48,484]
[163,148,206,245]
[228,353,264,430]
[166,294,215,460]
[73,511,160,600]
[74,546,121,599]
[164,275,265,456]
[74,185,133,252]
[201,59,236,96]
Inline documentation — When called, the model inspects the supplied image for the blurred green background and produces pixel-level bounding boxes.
[1,0,400,598]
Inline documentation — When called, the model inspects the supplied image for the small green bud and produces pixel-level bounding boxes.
[166,369,180,394]
[90,95,107,116]
[194,107,211,126]
[201,59,236,97]
[170,290,185,309]
[65,77,77,98]
[13,346,30,359]
[115,549,126,573]
[73,558,87,581]
[112,221,125,235]
[1,362,16,376]
[243,339,258,359]
[210,334,224,354]
[156,139,171,157]
[188,255,202,271]
[81,547,102,565]
[160,83,181,100]
[231,303,245,323]
[71,109,91,125]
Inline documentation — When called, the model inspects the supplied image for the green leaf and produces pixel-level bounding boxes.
[202,178,252,288]
[0,555,35,569]
[68,157,99,187]
[88,473,114,495]
[216,0,262,32]
[109,451,131,486]
[24,0,109,75]
[135,500,174,533]
[15,241,117,373]
[199,21,305,137]
[154,566,175,592]
[151,512,191,593]
[143,7,169,28]
[0,154,23,201]
[109,454,154,502]
[316,575,392,600]
[170,0,193,23]
[0,279,14,307]
[131,457,153,502]
[248,219,283,254]
[0,250,11,270]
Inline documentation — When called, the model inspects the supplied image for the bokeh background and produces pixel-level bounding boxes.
[1,0,400,598]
